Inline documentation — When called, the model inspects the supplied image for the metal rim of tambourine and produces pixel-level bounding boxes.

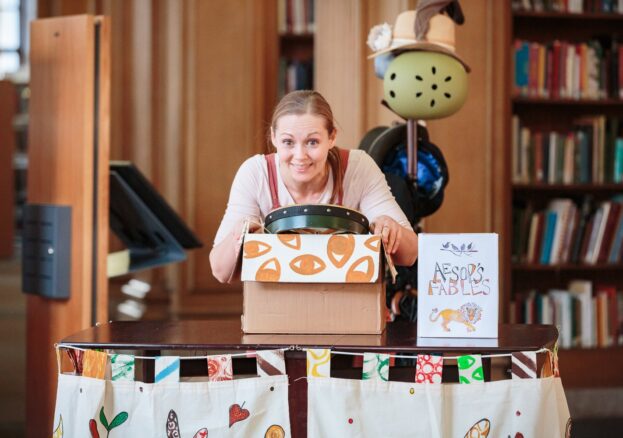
[264,204,370,235]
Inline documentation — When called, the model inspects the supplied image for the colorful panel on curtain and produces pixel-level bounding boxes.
[307,376,570,437]
[53,353,291,437]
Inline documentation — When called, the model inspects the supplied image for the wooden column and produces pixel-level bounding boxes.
[0,81,17,258]
[26,15,110,436]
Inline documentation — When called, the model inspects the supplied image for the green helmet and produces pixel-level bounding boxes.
[383,51,468,120]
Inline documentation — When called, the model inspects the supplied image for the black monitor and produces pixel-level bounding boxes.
[109,161,202,274]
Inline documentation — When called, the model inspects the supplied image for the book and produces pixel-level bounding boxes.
[540,211,558,264]
[417,234,499,338]
[597,202,621,263]
[569,280,594,348]
[586,202,610,264]
[608,207,623,263]
[549,289,573,348]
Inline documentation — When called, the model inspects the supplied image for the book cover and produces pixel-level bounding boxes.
[417,234,498,338]
[540,211,558,264]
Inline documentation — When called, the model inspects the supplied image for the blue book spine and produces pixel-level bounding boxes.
[540,211,558,264]
[614,138,623,183]
[515,41,530,91]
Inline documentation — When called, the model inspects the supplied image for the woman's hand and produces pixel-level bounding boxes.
[232,216,262,244]
[371,215,403,255]
[210,216,262,283]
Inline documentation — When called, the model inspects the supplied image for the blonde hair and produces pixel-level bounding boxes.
[269,90,344,204]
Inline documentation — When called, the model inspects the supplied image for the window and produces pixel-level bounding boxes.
[0,0,20,77]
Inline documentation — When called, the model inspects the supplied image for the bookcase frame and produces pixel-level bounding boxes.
[505,3,623,388]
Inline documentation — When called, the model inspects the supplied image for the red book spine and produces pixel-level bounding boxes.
[552,41,561,99]
[598,203,621,264]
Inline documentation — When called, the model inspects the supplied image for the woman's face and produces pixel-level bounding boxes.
[272,113,336,186]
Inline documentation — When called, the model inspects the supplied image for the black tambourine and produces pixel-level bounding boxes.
[264,204,370,235]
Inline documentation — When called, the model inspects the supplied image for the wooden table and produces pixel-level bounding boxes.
[61,321,557,437]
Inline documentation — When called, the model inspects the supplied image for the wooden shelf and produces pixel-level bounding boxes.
[559,346,623,387]
[513,11,623,20]
[512,97,623,106]
[512,263,623,271]
[512,183,623,195]
[279,32,314,42]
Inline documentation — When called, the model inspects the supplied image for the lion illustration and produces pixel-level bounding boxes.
[429,303,483,332]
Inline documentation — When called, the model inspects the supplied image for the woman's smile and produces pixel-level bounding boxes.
[272,113,335,188]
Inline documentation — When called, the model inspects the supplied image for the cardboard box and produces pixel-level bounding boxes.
[239,233,390,334]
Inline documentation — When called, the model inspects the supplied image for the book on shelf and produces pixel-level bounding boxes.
[513,37,622,100]
[512,280,623,349]
[512,0,623,15]
[278,59,313,97]
[512,197,623,265]
[278,0,315,35]
[512,115,623,184]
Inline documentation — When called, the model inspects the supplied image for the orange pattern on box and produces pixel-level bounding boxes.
[256,257,281,281]
[327,235,355,268]
[278,234,301,250]
[244,241,272,258]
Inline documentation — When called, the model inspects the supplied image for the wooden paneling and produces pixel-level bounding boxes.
[175,0,277,315]
[37,0,99,17]
[315,0,414,144]
[314,0,366,149]
[27,15,109,436]
[362,0,415,131]
[424,0,491,234]
[0,81,16,258]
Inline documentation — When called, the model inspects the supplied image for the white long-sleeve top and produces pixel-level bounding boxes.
[213,149,411,246]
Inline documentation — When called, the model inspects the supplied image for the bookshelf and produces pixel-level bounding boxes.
[506,2,623,387]
[276,0,315,98]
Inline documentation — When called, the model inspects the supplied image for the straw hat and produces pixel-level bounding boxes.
[367,9,470,72]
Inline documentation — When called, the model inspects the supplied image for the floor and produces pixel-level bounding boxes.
[1,256,623,437]
[0,256,26,437]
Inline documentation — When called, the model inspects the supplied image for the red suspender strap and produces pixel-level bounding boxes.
[337,148,349,206]
[265,153,281,210]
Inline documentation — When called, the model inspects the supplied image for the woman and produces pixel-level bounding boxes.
[210,90,418,283]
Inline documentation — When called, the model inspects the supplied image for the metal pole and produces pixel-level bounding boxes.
[407,118,418,182]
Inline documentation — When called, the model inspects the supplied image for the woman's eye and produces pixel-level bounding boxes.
[282,139,293,146]
[308,139,319,146]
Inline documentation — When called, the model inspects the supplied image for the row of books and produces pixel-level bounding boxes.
[277,0,315,35]
[513,198,623,265]
[510,281,623,348]
[512,0,623,13]
[513,39,623,99]
[277,59,313,98]
[512,115,623,184]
